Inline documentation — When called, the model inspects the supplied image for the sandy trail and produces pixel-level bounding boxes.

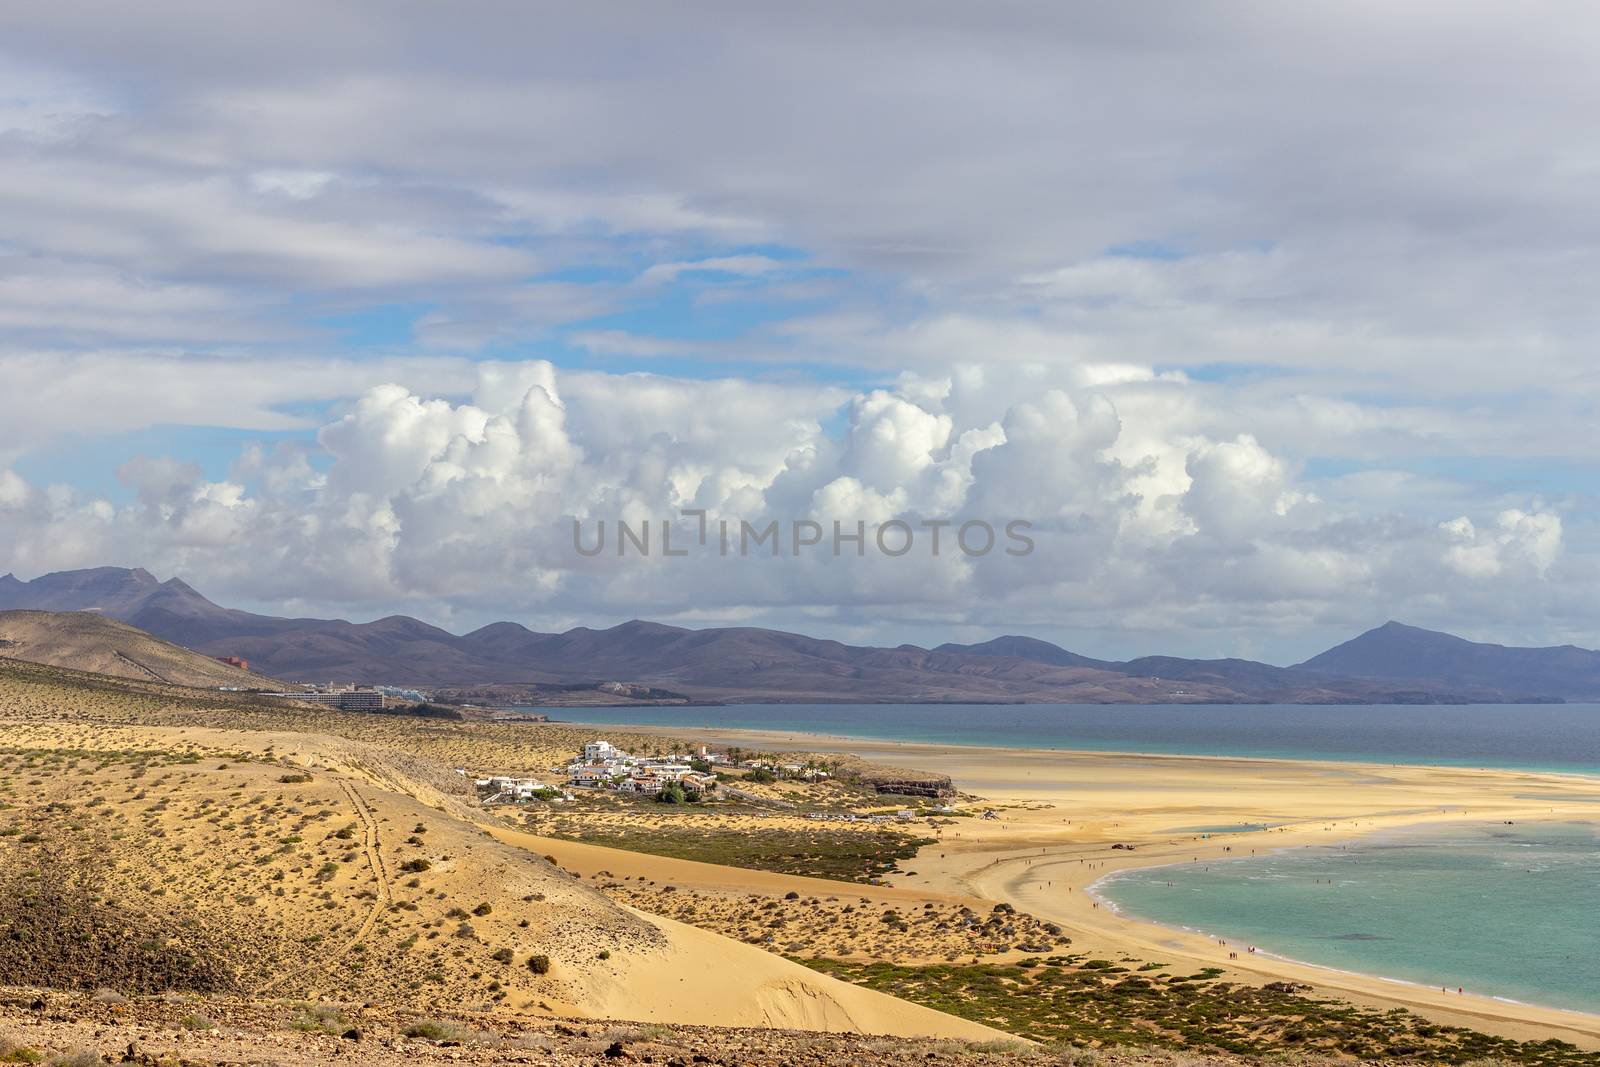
[253,781,394,997]
[332,783,393,966]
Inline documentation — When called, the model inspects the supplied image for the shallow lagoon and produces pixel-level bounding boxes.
[1098,821,1600,1015]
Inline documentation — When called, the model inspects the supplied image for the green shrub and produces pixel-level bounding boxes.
[0,1038,44,1064]
[403,1018,471,1042]
[290,1003,351,1033]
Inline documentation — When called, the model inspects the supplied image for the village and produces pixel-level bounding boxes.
[466,737,852,808]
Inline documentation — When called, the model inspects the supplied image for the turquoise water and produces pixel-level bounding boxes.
[1097,821,1600,1014]
[536,702,1600,775]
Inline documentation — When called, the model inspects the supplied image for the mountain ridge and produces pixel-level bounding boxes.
[1296,620,1600,700]
[0,566,1590,703]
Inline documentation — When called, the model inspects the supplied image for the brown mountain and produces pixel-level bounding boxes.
[0,567,1581,702]
[1296,620,1600,701]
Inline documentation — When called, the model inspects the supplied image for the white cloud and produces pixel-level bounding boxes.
[0,360,1585,659]
[1441,509,1563,579]
[249,169,337,200]
[638,255,786,285]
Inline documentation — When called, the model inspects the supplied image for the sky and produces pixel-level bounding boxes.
[0,1,1597,663]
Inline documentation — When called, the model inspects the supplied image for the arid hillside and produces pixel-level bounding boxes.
[0,657,1003,1043]
[0,610,283,690]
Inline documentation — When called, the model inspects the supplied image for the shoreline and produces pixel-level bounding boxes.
[1021,812,1600,1045]
[534,716,1600,1046]
[531,711,1600,780]
[1079,824,1595,1017]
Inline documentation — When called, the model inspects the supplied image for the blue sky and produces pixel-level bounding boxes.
[0,3,1597,660]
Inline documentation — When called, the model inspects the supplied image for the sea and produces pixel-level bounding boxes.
[532,701,1600,775]
[1095,821,1600,1015]
[531,701,1600,1014]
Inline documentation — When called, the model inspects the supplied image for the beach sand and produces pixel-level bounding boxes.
[537,720,1600,1048]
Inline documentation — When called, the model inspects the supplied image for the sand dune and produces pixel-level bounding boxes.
[575,909,1009,1038]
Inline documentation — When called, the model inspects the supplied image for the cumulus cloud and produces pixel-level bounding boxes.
[1183,435,1314,543]
[1440,510,1563,579]
[0,360,1586,659]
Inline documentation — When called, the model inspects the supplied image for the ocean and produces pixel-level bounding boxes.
[1095,821,1600,1015]
[531,702,1600,775]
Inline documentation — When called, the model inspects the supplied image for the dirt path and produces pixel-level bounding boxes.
[337,780,393,946]
[111,651,167,684]
[253,779,392,996]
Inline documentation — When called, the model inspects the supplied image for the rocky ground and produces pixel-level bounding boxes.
[0,987,1362,1067]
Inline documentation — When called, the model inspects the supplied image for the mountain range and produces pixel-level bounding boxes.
[2,566,1597,703]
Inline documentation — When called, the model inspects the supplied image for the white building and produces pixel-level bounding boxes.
[564,739,719,795]
[583,740,623,763]
[568,766,617,788]
[477,775,550,803]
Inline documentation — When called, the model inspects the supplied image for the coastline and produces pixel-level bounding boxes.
[534,716,1600,1046]
[533,707,1600,779]
[1078,822,1598,1015]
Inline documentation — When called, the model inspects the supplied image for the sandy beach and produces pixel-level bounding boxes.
[538,719,1600,1047]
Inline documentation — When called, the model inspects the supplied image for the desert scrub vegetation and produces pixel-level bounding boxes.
[288,1002,353,1034]
[0,822,235,994]
[403,1017,481,1043]
[598,881,1065,961]
[0,1036,43,1064]
[802,959,1600,1066]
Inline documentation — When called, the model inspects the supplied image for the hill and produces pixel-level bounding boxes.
[0,567,1587,701]
[0,609,285,689]
[1297,620,1600,701]
[0,655,1005,1042]
[932,634,1110,668]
